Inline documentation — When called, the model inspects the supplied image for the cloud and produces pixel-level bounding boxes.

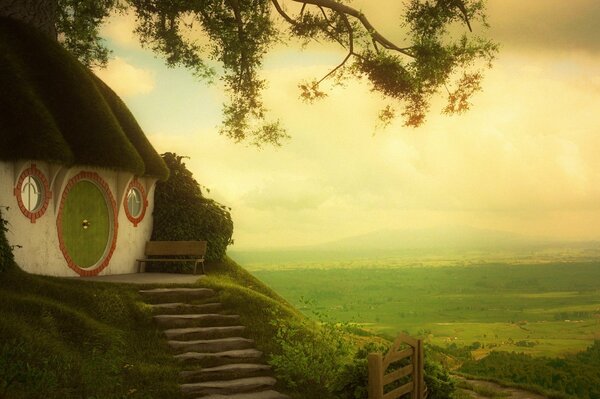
[487,0,600,54]
[101,12,138,48]
[242,179,331,211]
[254,51,600,244]
[131,19,600,249]
[93,57,155,97]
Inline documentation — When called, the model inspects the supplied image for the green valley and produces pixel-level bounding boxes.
[247,260,600,358]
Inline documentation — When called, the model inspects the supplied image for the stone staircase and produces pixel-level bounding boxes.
[139,287,290,399]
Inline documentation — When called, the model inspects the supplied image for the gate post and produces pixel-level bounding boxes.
[368,352,384,399]
[416,339,425,398]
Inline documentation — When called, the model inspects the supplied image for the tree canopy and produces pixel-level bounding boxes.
[45,0,497,146]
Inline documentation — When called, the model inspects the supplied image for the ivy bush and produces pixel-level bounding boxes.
[268,301,456,399]
[334,341,388,399]
[333,342,456,399]
[152,153,233,264]
[0,208,14,273]
[268,313,353,398]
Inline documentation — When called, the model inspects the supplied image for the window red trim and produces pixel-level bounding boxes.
[13,164,51,223]
[123,178,148,227]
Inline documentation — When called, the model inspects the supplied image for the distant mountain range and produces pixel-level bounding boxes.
[229,226,600,265]
[312,226,546,252]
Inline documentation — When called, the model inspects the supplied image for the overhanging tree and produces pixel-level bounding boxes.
[0,0,498,146]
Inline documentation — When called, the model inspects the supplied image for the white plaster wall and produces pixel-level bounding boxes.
[0,160,157,277]
[103,177,157,275]
[0,160,70,276]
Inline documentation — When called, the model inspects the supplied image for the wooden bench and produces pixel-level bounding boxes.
[137,240,207,274]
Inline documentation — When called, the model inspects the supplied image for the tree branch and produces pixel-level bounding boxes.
[317,6,346,48]
[316,11,353,85]
[371,37,380,53]
[291,0,414,57]
[225,0,249,87]
[270,0,296,25]
[449,0,472,32]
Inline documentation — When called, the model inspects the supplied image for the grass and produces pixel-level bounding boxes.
[203,258,322,369]
[455,372,575,399]
[0,267,183,398]
[250,261,600,358]
[92,76,169,179]
[0,17,168,180]
[0,254,352,398]
[202,257,388,399]
[455,379,511,398]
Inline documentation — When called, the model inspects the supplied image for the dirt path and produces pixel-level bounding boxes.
[455,376,548,399]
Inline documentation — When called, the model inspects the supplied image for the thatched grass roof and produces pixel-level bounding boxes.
[0,17,168,180]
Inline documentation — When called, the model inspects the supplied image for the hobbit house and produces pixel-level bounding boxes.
[0,17,169,277]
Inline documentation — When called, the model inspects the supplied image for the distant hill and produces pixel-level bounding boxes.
[313,226,541,252]
[229,226,600,265]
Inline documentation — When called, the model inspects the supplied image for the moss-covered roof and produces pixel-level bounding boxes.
[0,17,169,180]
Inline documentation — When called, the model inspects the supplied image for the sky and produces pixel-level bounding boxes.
[94,0,600,250]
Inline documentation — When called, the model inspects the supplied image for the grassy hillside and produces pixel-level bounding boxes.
[0,267,182,398]
[0,257,360,399]
[0,210,14,274]
[252,261,600,358]
[203,258,357,398]
[0,211,453,399]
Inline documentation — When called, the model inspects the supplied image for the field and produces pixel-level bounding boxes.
[242,258,600,358]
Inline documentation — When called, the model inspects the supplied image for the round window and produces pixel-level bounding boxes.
[21,175,44,212]
[123,179,147,226]
[15,164,51,223]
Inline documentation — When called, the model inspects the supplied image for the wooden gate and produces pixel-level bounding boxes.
[367,333,426,399]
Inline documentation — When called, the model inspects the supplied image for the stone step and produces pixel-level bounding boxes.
[164,326,246,341]
[175,349,263,367]
[169,337,254,353]
[139,288,216,303]
[143,286,287,399]
[181,376,276,397]
[199,390,290,399]
[150,302,223,314]
[180,363,272,383]
[154,314,240,328]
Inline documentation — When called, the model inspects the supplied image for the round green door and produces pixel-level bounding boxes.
[61,180,110,268]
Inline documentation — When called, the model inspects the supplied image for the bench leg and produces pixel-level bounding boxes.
[193,260,205,275]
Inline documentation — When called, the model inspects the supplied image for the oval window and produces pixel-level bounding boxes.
[127,187,143,218]
[15,164,51,223]
[124,179,147,226]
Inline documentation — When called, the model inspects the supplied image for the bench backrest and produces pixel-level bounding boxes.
[145,240,207,257]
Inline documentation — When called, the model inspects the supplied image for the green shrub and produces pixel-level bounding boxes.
[152,152,233,264]
[268,314,353,399]
[0,208,14,273]
[333,341,456,399]
[334,341,388,399]
[459,343,600,399]
[424,357,456,399]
